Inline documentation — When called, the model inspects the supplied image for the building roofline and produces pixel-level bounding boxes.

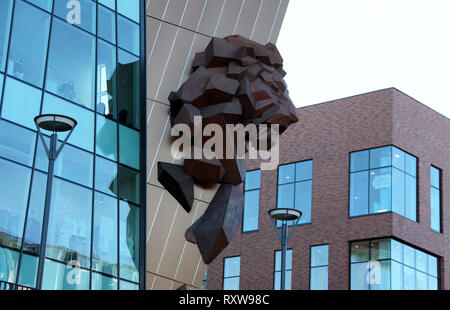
[296,87,449,121]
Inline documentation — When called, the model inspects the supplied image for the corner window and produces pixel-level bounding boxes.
[349,146,417,221]
[223,256,240,290]
[277,160,313,225]
[350,238,438,290]
[430,166,442,233]
[243,170,260,232]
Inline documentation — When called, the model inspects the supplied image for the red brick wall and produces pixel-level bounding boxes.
[206,88,450,290]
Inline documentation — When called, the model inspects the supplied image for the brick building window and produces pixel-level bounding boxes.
[350,238,438,290]
[349,146,417,221]
[310,244,328,290]
[243,170,261,232]
[274,249,292,290]
[277,160,313,225]
[430,166,442,233]
[223,256,240,290]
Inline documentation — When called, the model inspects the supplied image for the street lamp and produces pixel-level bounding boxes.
[268,208,302,290]
[34,114,77,289]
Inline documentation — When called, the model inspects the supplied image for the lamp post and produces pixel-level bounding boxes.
[268,208,302,290]
[34,114,77,290]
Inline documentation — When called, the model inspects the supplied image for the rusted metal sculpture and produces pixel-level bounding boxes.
[157,35,298,264]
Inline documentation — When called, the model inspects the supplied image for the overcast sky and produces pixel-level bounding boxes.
[277,0,450,118]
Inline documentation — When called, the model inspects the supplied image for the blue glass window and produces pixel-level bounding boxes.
[117,15,140,56]
[91,272,118,290]
[223,256,240,290]
[118,165,139,204]
[22,171,47,255]
[42,259,90,290]
[95,156,118,196]
[45,178,92,268]
[349,171,369,216]
[93,192,118,276]
[0,246,20,283]
[26,0,52,12]
[274,249,292,290]
[54,0,96,34]
[430,166,441,232]
[119,125,140,169]
[99,0,115,10]
[117,50,140,129]
[310,245,328,290]
[42,93,94,151]
[98,5,116,44]
[351,238,439,290]
[119,200,139,283]
[1,77,42,129]
[0,158,32,250]
[97,40,117,117]
[117,0,140,23]
[17,253,38,288]
[243,170,260,232]
[35,138,94,187]
[0,120,36,166]
[277,160,313,225]
[350,146,417,220]
[96,114,117,160]
[7,0,50,87]
[46,18,95,109]
[0,0,13,72]
[120,280,138,290]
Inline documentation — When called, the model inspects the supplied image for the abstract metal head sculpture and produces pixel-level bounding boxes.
[158,35,299,264]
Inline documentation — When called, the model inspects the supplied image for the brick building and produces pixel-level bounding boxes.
[206,88,449,290]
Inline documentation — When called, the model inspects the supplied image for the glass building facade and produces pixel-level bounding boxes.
[0,0,145,290]
[349,146,417,220]
[350,238,439,290]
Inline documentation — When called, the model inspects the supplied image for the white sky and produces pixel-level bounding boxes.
[277,0,450,118]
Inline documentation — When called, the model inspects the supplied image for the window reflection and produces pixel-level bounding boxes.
[91,272,118,290]
[95,156,118,196]
[22,171,47,255]
[0,158,31,250]
[119,125,140,169]
[42,259,90,290]
[7,0,50,87]
[118,165,139,204]
[98,5,116,44]
[117,50,140,129]
[17,253,38,288]
[46,18,95,109]
[117,15,140,55]
[0,120,36,166]
[350,238,439,290]
[36,137,94,187]
[54,0,96,34]
[310,245,328,290]
[46,178,92,269]
[119,200,139,282]
[350,146,417,220]
[0,246,20,283]
[0,0,13,72]
[42,93,94,151]
[1,77,42,130]
[93,193,118,276]
[97,40,117,119]
[117,0,140,23]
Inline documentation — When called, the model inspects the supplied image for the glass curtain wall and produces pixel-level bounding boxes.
[0,0,144,290]
[350,238,439,290]
[349,146,417,221]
